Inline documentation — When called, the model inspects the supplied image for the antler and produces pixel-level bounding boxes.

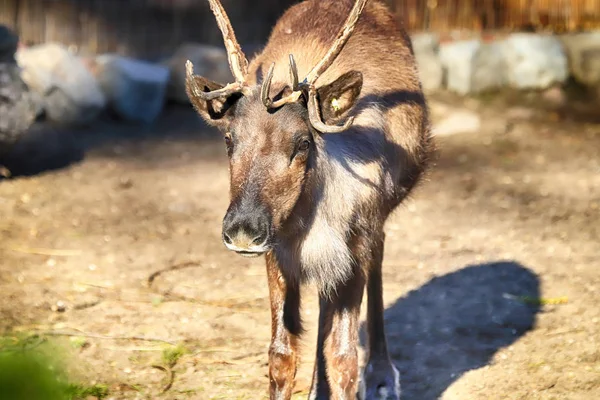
[261,0,368,133]
[303,0,368,86]
[186,0,249,101]
[261,55,303,109]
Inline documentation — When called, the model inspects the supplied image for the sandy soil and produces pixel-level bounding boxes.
[0,91,599,400]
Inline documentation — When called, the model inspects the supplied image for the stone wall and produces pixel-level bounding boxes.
[9,27,600,130]
[13,41,234,126]
[0,26,39,152]
[413,31,600,95]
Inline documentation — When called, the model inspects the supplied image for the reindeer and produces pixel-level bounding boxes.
[185,0,434,398]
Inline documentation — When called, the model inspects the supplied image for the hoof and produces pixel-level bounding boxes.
[358,362,400,400]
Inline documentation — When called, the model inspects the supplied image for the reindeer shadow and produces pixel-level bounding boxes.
[0,106,213,180]
[0,122,85,179]
[359,261,541,400]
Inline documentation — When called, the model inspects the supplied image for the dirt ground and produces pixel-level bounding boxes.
[0,90,599,400]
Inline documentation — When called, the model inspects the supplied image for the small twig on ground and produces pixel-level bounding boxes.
[545,328,584,337]
[230,351,265,361]
[193,354,265,366]
[147,260,203,287]
[78,282,113,290]
[159,292,265,313]
[104,346,164,352]
[10,324,52,333]
[22,335,47,351]
[76,282,264,312]
[147,260,266,312]
[0,335,47,352]
[151,364,175,394]
[73,299,103,310]
[194,347,239,353]
[503,293,569,306]
[9,246,82,257]
[37,330,178,346]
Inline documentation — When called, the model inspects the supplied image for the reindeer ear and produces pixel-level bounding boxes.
[186,76,242,131]
[316,71,363,125]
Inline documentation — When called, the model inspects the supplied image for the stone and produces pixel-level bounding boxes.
[0,63,39,150]
[440,40,481,94]
[541,86,566,106]
[95,55,170,124]
[471,41,506,92]
[164,43,232,104]
[411,32,440,53]
[559,32,600,86]
[414,50,443,93]
[439,40,506,94]
[0,25,19,63]
[0,26,40,151]
[16,43,106,125]
[503,33,568,90]
[410,33,443,93]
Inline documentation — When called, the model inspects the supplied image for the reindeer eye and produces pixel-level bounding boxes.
[298,139,310,152]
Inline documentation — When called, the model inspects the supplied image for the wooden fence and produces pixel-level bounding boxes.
[393,0,600,32]
[0,0,295,59]
[1,0,600,59]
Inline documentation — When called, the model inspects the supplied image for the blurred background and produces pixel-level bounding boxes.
[1,0,600,59]
[0,1,599,400]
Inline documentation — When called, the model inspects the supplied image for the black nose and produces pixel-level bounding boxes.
[222,208,270,248]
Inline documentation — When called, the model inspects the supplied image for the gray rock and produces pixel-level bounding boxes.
[0,26,39,151]
[440,40,480,94]
[16,43,106,125]
[414,50,443,93]
[0,25,18,63]
[96,55,170,124]
[541,86,566,106]
[560,32,600,86]
[411,33,443,93]
[439,40,506,94]
[471,41,506,93]
[411,32,440,54]
[164,43,232,104]
[503,34,568,89]
[0,63,39,149]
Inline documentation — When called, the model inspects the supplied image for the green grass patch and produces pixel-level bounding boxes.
[0,334,109,400]
[162,343,188,367]
[64,383,109,399]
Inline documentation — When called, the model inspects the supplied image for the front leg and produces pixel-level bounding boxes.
[359,232,400,400]
[266,252,302,400]
[309,268,365,399]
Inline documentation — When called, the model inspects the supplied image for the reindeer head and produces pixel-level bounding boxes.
[186,0,367,257]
